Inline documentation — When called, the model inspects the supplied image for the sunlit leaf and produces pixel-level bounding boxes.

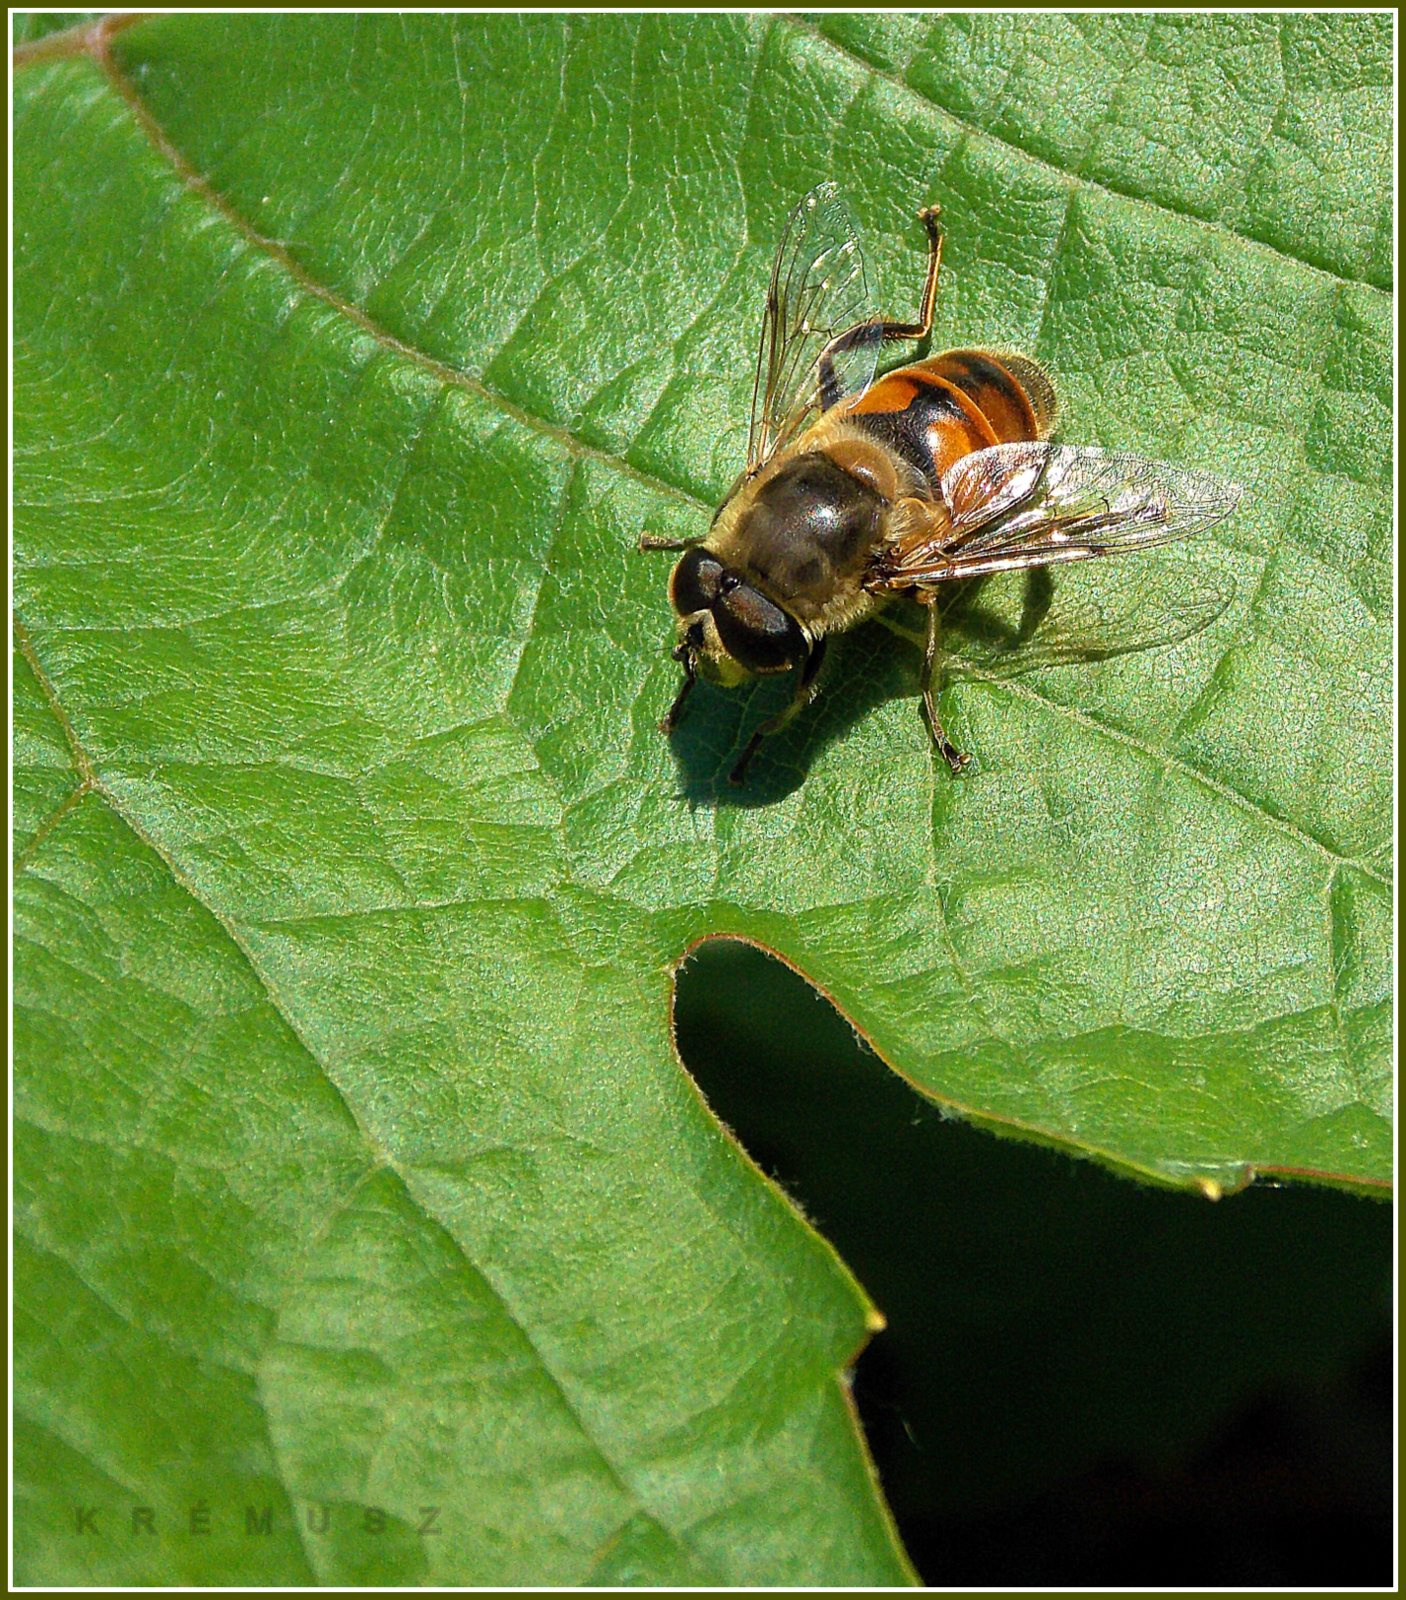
[13,12,1391,1585]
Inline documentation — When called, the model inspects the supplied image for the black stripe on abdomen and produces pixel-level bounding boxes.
[849,374,989,490]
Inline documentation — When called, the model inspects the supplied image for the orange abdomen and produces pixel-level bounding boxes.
[842,348,1054,491]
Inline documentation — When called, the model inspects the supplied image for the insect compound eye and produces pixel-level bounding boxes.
[713,581,807,675]
[669,547,727,617]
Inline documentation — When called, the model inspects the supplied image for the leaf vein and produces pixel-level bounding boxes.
[789,15,1391,298]
[15,627,722,1584]
[12,782,95,878]
[880,615,1390,888]
[88,31,713,520]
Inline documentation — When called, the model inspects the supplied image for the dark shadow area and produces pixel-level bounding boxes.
[664,614,920,806]
[673,940,1393,1587]
[664,552,1234,807]
[662,580,1041,805]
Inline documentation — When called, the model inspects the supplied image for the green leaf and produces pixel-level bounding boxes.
[13,12,1392,1586]
[9,12,100,48]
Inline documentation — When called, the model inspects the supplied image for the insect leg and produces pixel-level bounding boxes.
[818,206,944,408]
[660,669,696,735]
[883,205,944,344]
[729,638,829,785]
[920,599,971,774]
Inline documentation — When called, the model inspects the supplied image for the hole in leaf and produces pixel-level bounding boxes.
[672,939,1392,1585]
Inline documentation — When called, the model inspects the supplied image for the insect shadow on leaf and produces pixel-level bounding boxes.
[642,182,1241,793]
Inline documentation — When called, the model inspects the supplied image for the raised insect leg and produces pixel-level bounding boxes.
[639,532,702,553]
[818,206,945,408]
[920,599,971,774]
[729,638,829,785]
[882,204,945,343]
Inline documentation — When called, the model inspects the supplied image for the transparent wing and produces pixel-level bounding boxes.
[878,443,1243,585]
[933,545,1238,680]
[747,183,882,471]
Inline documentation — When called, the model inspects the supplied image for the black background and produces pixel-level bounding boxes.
[675,940,1393,1587]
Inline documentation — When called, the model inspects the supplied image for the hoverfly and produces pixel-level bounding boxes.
[642,183,1241,783]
